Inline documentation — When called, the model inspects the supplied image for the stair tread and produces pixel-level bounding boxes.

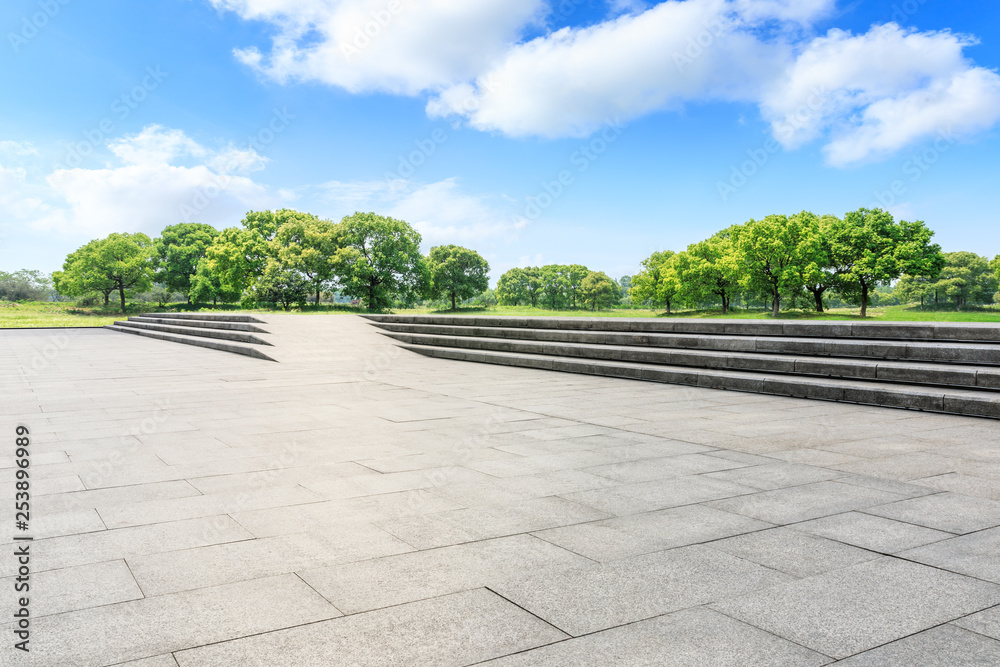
[402,342,995,396]
[364,314,1000,342]
[106,325,275,361]
[114,320,271,345]
[384,331,1000,371]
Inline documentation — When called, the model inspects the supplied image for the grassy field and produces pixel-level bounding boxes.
[3,300,1000,328]
[406,304,1000,322]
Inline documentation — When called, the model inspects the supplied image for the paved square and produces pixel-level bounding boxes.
[3,315,1000,665]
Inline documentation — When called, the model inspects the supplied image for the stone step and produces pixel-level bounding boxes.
[113,320,272,346]
[400,343,1000,419]
[105,325,276,361]
[140,312,266,323]
[363,314,1000,342]
[372,322,1000,366]
[380,331,1000,391]
[128,316,269,333]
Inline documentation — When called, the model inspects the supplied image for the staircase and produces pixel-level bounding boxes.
[106,313,276,361]
[363,315,1000,419]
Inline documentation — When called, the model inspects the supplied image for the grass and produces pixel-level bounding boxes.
[399,304,1000,322]
[3,300,1000,328]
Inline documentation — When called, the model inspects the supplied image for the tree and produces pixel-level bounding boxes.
[732,213,822,317]
[100,233,157,313]
[332,212,428,310]
[800,214,850,313]
[580,271,619,310]
[154,223,219,303]
[55,234,156,312]
[894,273,936,309]
[426,245,490,310]
[829,208,943,317]
[0,270,53,301]
[189,261,241,306]
[631,250,680,313]
[539,265,570,309]
[496,268,529,306]
[677,228,741,313]
[564,264,590,308]
[931,252,998,310]
[273,216,339,305]
[54,240,117,306]
[252,261,310,311]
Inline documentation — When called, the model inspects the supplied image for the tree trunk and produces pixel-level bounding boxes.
[813,290,824,313]
[316,286,321,306]
[721,295,729,314]
[665,300,671,314]
[118,283,127,314]
[860,283,869,318]
[368,282,376,310]
[213,296,217,306]
[451,292,456,311]
[103,293,110,307]
[771,291,780,318]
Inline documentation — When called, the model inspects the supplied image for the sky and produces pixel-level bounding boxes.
[1,0,999,283]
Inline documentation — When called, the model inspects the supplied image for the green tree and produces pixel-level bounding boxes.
[427,245,490,310]
[931,252,998,310]
[154,223,219,303]
[894,273,936,309]
[496,268,529,306]
[677,228,741,313]
[54,240,117,306]
[332,212,428,310]
[0,269,53,301]
[273,216,339,305]
[830,209,943,317]
[732,212,822,317]
[800,214,851,313]
[564,264,590,308]
[580,271,619,310]
[631,250,680,313]
[189,261,241,306]
[252,261,310,311]
[539,265,570,309]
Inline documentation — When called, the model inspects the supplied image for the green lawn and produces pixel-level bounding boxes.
[4,300,1000,328]
[402,304,1000,322]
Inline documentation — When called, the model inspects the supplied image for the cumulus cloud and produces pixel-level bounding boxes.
[212,0,546,95]
[214,0,1000,165]
[321,177,527,244]
[32,126,275,236]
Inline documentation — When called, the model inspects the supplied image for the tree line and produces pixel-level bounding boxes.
[629,208,968,317]
[52,210,490,313]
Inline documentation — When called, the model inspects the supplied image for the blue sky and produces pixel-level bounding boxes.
[2,0,999,282]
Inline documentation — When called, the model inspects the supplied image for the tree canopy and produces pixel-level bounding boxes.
[427,245,490,310]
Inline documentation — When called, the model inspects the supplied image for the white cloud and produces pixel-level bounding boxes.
[0,141,39,157]
[213,0,1000,166]
[321,177,526,244]
[823,67,1000,166]
[428,0,786,138]
[213,0,546,95]
[32,126,276,236]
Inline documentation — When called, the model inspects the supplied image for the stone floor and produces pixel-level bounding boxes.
[2,314,1000,666]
